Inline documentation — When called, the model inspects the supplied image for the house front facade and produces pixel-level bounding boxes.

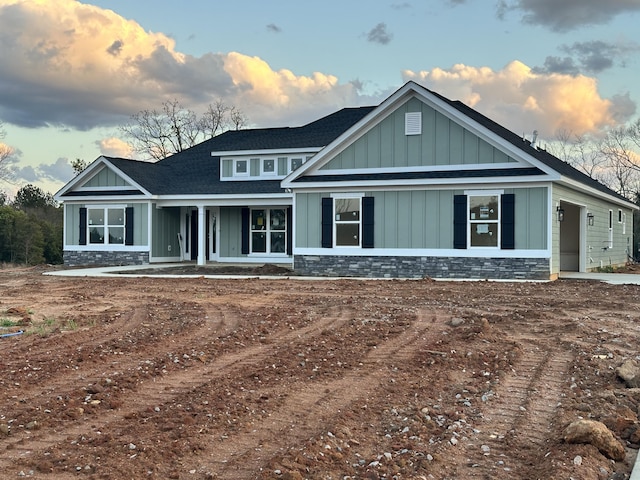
[55,82,636,280]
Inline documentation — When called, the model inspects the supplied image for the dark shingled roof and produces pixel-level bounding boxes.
[96,106,375,196]
[428,89,630,203]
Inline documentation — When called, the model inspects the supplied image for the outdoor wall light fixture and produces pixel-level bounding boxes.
[587,212,594,226]
[556,205,565,222]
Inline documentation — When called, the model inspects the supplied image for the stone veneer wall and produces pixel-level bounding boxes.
[294,255,550,280]
[64,250,149,267]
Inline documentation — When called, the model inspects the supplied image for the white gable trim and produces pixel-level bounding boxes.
[282,81,559,188]
[54,156,152,200]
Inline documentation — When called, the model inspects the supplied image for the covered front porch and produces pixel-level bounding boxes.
[151,197,293,267]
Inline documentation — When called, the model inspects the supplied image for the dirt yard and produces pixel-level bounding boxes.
[2,266,640,479]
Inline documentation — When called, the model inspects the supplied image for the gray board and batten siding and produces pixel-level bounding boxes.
[320,97,518,171]
[295,187,547,251]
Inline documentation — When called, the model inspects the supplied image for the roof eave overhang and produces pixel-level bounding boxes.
[558,177,639,210]
[152,193,293,207]
[289,175,553,191]
[211,147,323,157]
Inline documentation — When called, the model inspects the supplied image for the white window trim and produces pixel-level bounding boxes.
[249,208,288,256]
[234,159,249,177]
[261,158,277,176]
[331,193,363,248]
[87,204,127,246]
[466,191,502,249]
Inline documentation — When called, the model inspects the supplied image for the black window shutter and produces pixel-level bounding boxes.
[321,197,333,248]
[79,207,87,245]
[286,207,293,255]
[241,207,250,254]
[125,207,134,245]
[453,195,467,249]
[362,196,374,248]
[501,193,515,249]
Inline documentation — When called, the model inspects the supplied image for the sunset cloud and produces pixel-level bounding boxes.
[98,137,133,159]
[0,0,634,161]
[402,61,635,138]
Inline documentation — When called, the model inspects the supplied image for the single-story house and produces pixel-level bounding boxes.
[55,81,637,279]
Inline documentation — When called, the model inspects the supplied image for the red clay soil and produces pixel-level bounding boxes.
[1,266,640,479]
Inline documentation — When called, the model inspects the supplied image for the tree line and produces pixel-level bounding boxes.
[0,184,62,265]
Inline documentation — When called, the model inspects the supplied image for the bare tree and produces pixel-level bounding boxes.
[599,123,640,198]
[547,127,640,200]
[0,121,15,183]
[120,99,247,161]
[229,106,248,130]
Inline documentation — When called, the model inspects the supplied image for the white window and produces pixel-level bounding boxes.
[623,213,627,235]
[262,158,276,175]
[468,194,499,248]
[334,197,361,247]
[88,207,125,244]
[290,158,303,172]
[250,209,287,254]
[234,159,248,176]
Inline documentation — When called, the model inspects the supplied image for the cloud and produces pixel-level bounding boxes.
[222,52,363,126]
[402,61,636,138]
[13,156,74,184]
[266,23,282,33]
[533,40,640,75]
[0,0,368,132]
[98,136,133,159]
[366,22,393,45]
[496,0,640,32]
[37,157,74,182]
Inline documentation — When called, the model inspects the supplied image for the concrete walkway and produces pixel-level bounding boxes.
[559,271,640,285]
[43,264,640,285]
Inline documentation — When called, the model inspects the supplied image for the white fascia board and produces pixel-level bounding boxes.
[60,195,150,203]
[211,147,322,157]
[153,193,293,207]
[288,175,553,191]
[558,176,639,210]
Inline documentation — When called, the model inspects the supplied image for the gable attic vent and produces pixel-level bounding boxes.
[405,112,422,135]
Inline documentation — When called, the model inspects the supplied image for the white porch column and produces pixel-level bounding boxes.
[197,205,206,266]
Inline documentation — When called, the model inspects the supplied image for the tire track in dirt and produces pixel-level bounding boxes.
[1,302,206,410]
[196,309,448,479]
[454,339,574,479]
[0,304,354,474]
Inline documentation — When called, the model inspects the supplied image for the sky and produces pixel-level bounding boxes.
[0,0,639,198]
